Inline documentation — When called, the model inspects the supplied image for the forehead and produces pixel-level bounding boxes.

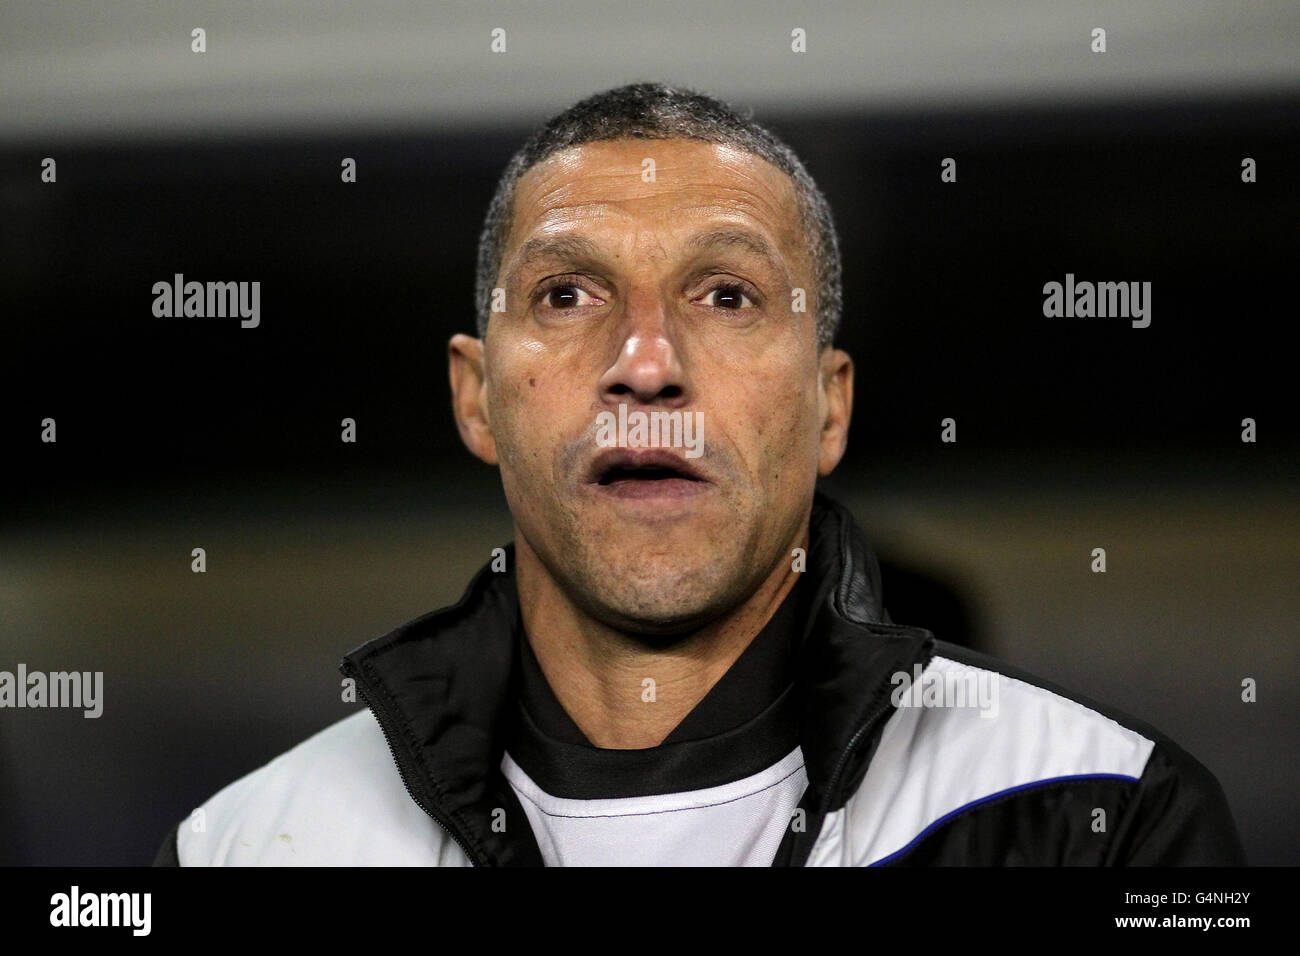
[504,138,809,270]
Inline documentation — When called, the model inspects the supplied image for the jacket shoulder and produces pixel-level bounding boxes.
[175,709,469,866]
[814,643,1244,865]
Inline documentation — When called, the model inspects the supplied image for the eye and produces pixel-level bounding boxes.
[699,282,755,310]
[539,282,602,310]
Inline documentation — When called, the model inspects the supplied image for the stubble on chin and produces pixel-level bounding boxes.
[548,498,778,642]
[510,415,786,639]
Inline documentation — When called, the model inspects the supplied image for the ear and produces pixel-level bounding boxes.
[448,333,499,465]
[816,347,853,476]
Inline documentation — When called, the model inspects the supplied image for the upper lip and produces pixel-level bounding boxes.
[584,448,709,485]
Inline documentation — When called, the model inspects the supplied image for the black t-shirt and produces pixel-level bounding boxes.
[505,573,813,800]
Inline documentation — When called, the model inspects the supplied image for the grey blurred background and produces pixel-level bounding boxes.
[0,0,1296,865]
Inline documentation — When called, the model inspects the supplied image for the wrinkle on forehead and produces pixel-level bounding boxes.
[504,139,810,280]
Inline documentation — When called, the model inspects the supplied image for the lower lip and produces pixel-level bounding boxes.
[591,477,710,500]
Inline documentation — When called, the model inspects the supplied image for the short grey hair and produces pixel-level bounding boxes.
[474,81,842,348]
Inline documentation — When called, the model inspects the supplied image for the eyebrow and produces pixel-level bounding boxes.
[504,228,791,291]
[504,235,602,290]
[683,229,788,279]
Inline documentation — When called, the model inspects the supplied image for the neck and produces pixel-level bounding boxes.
[514,527,808,749]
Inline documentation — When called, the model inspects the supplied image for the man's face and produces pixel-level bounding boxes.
[452,137,852,635]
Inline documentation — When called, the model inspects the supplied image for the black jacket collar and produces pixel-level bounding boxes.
[340,492,935,866]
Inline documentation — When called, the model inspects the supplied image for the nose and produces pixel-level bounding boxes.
[597,289,688,407]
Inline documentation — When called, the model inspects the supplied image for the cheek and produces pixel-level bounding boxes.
[485,365,533,469]
[747,359,819,441]
[709,367,817,491]
[773,388,821,468]
[764,387,823,493]
[490,369,576,482]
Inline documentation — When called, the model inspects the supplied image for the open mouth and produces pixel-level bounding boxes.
[599,465,692,485]
[586,450,709,499]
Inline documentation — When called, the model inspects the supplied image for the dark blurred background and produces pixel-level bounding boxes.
[1,0,1296,865]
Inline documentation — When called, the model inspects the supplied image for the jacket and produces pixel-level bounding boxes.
[156,492,1246,866]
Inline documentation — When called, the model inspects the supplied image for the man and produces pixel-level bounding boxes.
[156,82,1245,866]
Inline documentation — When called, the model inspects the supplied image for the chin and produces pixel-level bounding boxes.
[588,601,717,646]
[575,559,740,636]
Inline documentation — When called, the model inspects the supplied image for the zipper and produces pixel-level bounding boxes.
[779,694,897,868]
[823,695,897,811]
[341,660,487,866]
[821,630,936,820]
